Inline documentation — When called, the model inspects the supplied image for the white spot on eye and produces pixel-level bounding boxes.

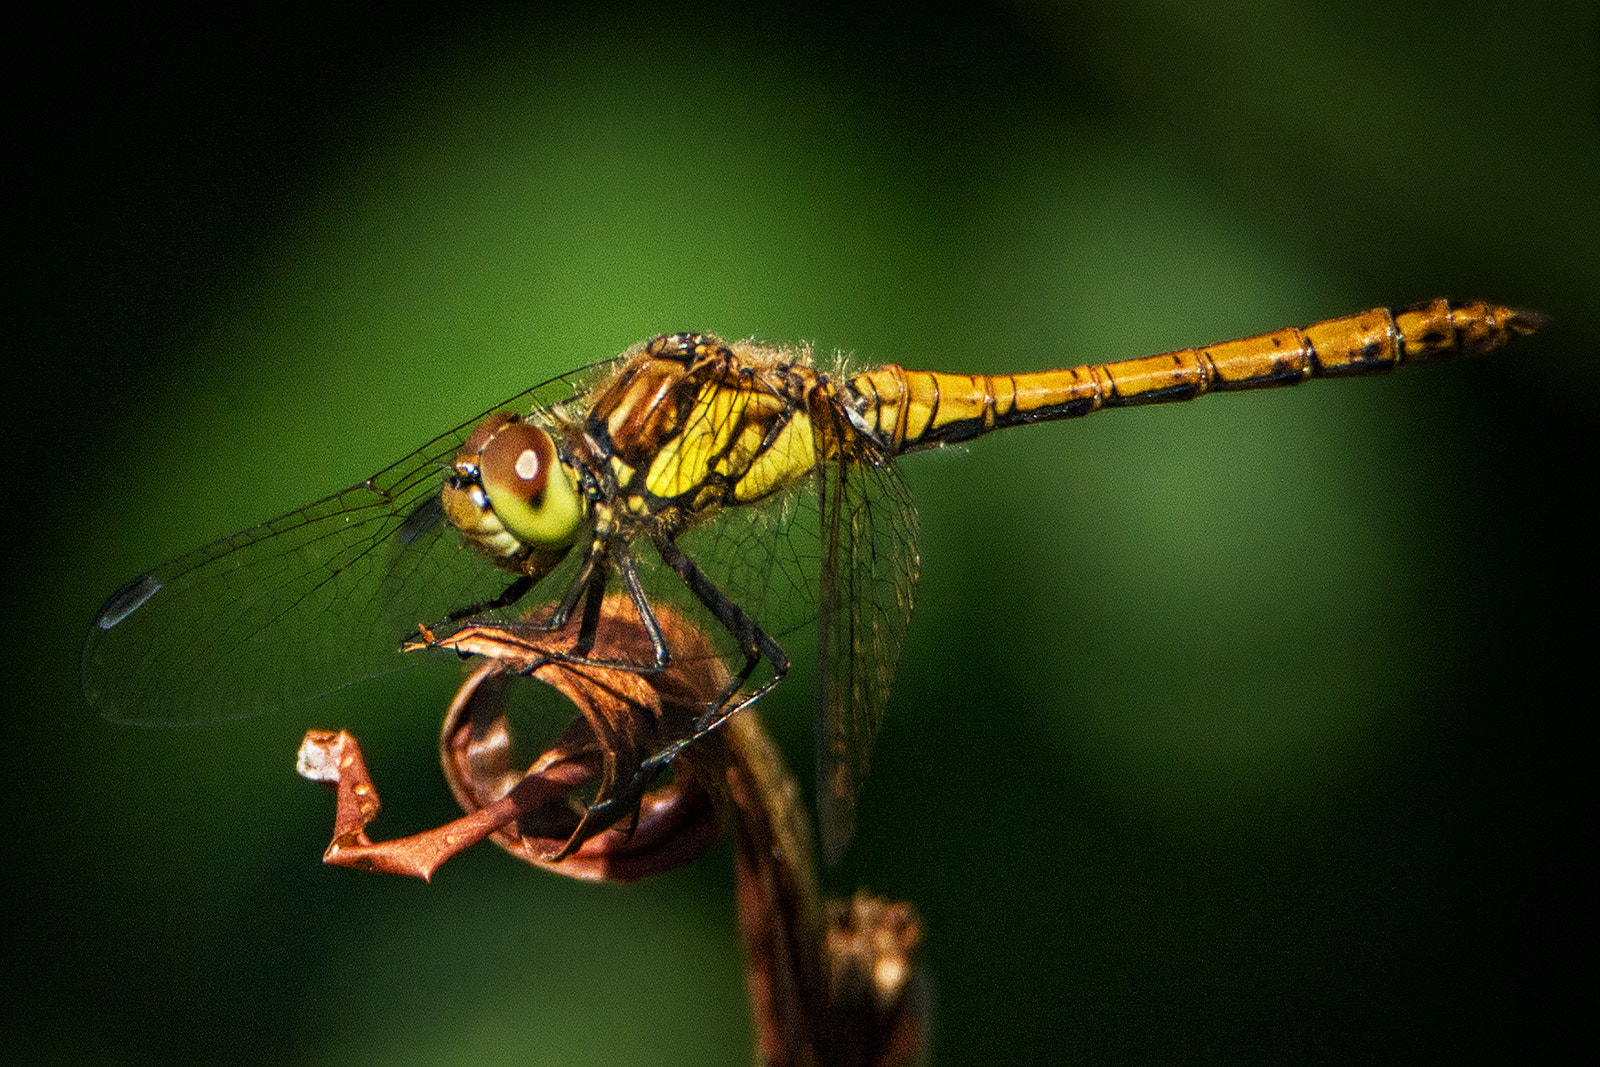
[470,486,489,509]
[514,448,540,480]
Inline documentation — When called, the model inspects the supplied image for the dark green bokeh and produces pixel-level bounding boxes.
[10,2,1594,1062]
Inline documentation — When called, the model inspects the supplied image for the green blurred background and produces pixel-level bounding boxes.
[10,1,1595,1062]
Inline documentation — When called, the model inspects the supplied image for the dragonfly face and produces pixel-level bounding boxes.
[84,301,1541,860]
[441,412,586,575]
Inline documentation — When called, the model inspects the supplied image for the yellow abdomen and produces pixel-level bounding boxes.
[848,299,1543,454]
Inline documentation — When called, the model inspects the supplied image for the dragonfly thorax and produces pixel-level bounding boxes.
[588,335,827,515]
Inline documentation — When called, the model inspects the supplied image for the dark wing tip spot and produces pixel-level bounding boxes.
[94,574,164,630]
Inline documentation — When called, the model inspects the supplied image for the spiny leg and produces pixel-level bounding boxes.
[569,554,610,658]
[558,535,789,850]
[407,529,607,649]
[645,533,790,765]
[532,547,672,674]
[422,533,670,678]
[536,552,680,857]
[405,574,533,645]
[614,550,671,673]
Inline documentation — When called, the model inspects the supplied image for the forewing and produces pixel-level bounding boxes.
[81,359,617,725]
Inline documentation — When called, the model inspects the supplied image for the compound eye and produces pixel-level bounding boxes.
[477,421,584,546]
[480,421,552,499]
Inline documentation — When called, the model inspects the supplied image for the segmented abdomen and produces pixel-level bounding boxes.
[847,299,1543,454]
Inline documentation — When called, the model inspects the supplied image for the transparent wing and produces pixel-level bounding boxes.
[81,358,618,725]
[813,407,920,863]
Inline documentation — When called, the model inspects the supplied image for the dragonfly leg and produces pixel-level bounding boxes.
[544,553,687,856]
[425,539,666,679]
[650,535,790,745]
[445,532,607,642]
[515,547,673,676]
[567,557,610,658]
[542,544,603,633]
[406,574,534,645]
[552,536,790,854]
[613,549,672,673]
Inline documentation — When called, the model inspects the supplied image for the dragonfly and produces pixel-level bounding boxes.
[83,298,1542,859]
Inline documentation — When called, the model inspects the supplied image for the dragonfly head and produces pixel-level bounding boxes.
[442,414,587,572]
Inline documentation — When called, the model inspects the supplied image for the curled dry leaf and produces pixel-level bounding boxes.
[297,594,924,1064]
